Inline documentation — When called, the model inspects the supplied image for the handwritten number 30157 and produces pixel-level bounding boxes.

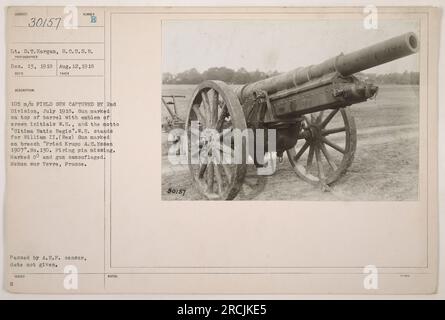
[28,18,62,30]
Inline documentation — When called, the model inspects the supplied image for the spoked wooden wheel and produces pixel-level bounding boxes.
[186,80,247,200]
[286,107,357,186]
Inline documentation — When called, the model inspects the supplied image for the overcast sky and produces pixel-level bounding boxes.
[162,19,419,74]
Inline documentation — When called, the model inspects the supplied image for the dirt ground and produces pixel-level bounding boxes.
[162,85,419,201]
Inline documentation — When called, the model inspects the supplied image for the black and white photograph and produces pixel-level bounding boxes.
[162,19,420,201]
[3,4,440,297]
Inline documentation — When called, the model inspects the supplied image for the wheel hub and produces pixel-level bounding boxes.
[303,124,322,142]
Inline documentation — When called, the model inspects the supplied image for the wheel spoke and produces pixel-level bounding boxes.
[316,111,325,124]
[207,163,214,192]
[294,141,310,161]
[189,130,200,152]
[214,165,224,195]
[310,113,317,123]
[322,126,346,136]
[320,109,339,128]
[198,163,207,179]
[190,128,200,138]
[220,128,233,138]
[201,91,211,124]
[315,145,325,180]
[307,144,315,170]
[218,143,235,164]
[320,143,338,171]
[222,164,232,182]
[215,104,228,131]
[322,137,346,154]
[192,104,206,125]
[191,144,205,156]
[210,89,219,127]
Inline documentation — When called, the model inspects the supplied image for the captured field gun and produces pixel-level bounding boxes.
[183,32,419,200]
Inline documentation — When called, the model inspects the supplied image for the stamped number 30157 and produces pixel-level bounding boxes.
[167,188,186,196]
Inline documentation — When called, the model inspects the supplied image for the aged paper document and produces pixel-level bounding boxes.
[5,6,440,294]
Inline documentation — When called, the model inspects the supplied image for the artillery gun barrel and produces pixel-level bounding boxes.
[235,32,419,102]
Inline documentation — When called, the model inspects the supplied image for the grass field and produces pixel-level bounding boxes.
[161,84,419,201]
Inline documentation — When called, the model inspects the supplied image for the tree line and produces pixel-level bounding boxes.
[356,71,420,85]
[163,67,419,85]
